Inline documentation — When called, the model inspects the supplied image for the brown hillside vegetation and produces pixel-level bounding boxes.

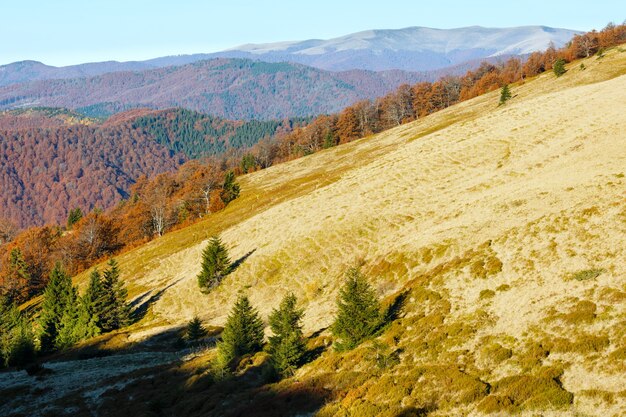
[2,44,622,416]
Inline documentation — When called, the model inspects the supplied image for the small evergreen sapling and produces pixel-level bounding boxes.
[553,58,567,77]
[99,259,131,332]
[331,267,382,350]
[67,207,83,229]
[80,269,105,338]
[499,84,512,106]
[215,295,264,372]
[186,316,207,341]
[197,236,231,290]
[220,171,240,204]
[268,293,306,377]
[0,297,35,368]
[38,263,74,353]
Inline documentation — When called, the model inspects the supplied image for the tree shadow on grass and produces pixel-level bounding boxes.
[130,278,184,323]
[384,290,409,323]
[227,249,256,275]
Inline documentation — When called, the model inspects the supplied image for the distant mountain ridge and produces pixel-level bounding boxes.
[0,26,579,87]
[0,59,431,120]
[216,25,580,71]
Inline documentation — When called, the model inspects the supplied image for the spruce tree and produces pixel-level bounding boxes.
[553,58,567,77]
[197,236,231,290]
[268,293,306,377]
[221,171,240,204]
[0,298,35,368]
[499,84,512,106]
[67,207,83,229]
[215,295,264,370]
[185,316,207,341]
[55,286,81,349]
[99,259,131,332]
[38,263,74,354]
[80,269,104,337]
[331,267,382,350]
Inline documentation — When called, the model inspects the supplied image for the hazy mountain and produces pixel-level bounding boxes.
[0,59,430,120]
[0,26,579,88]
[161,25,580,71]
[0,60,154,87]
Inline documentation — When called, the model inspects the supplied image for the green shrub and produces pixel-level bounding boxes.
[479,289,496,300]
[477,374,573,412]
[570,268,604,281]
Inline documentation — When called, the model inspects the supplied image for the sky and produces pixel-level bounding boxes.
[2,0,625,66]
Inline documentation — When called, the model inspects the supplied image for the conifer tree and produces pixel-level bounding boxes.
[80,269,104,337]
[331,267,382,350]
[221,171,240,204]
[197,236,231,290]
[99,259,131,332]
[67,207,83,229]
[215,295,264,371]
[185,316,207,341]
[499,84,512,106]
[56,285,82,349]
[553,58,567,77]
[38,263,74,354]
[268,293,305,377]
[0,297,35,368]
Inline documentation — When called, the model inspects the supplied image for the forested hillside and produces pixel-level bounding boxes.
[0,108,302,227]
[0,59,428,120]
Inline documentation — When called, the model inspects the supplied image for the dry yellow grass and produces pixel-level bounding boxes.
[70,46,626,416]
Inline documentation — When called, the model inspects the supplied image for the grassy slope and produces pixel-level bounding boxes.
[69,47,626,416]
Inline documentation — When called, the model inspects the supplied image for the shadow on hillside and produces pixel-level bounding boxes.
[395,407,430,417]
[385,290,409,323]
[228,249,256,275]
[130,278,184,323]
[74,325,333,417]
[21,319,333,417]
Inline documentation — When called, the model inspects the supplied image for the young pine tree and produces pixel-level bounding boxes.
[99,259,131,332]
[331,267,382,351]
[215,295,264,371]
[197,236,231,290]
[67,207,83,229]
[553,58,567,77]
[268,293,306,377]
[220,171,240,204]
[499,84,512,106]
[185,316,207,341]
[79,269,105,338]
[55,285,83,349]
[38,263,74,354]
[0,297,35,368]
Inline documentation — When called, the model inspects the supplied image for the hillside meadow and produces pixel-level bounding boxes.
[3,45,626,417]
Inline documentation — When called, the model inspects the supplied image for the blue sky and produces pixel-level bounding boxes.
[2,0,624,66]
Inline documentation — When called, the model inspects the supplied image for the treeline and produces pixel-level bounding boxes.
[0,162,241,304]
[0,260,130,368]
[237,22,626,167]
